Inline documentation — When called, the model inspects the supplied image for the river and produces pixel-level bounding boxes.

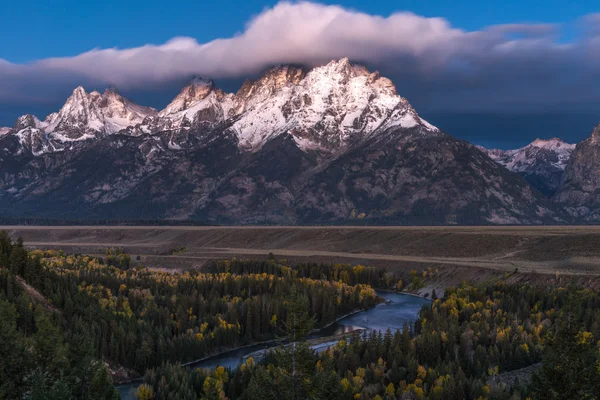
[117,291,430,399]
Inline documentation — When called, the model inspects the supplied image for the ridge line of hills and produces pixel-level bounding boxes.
[1,58,599,224]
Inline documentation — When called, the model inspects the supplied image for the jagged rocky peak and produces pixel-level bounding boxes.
[482,137,575,197]
[41,86,157,140]
[154,77,234,133]
[98,87,157,123]
[228,57,438,152]
[0,127,10,136]
[589,123,600,142]
[9,114,57,157]
[161,78,217,115]
[236,65,306,100]
[100,87,126,105]
[305,57,395,93]
[486,137,575,172]
[14,114,42,131]
[530,137,573,151]
[312,57,365,80]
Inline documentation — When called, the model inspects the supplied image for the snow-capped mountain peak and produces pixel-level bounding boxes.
[482,137,575,196]
[231,58,438,151]
[160,78,216,116]
[507,138,575,171]
[0,59,569,225]
[14,114,42,131]
[41,86,157,141]
[530,137,573,151]
[154,77,233,133]
[489,138,575,172]
[233,65,306,114]
[5,58,438,155]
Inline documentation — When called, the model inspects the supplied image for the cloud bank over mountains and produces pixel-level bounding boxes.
[3,2,600,112]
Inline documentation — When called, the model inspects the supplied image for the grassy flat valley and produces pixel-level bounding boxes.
[6,225,600,290]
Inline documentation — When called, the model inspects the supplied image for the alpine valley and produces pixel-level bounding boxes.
[0,58,597,225]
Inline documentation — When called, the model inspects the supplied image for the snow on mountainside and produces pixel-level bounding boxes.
[41,87,157,141]
[156,78,235,131]
[231,59,437,151]
[3,88,159,155]
[0,127,10,136]
[3,58,437,155]
[485,138,574,171]
[10,115,62,156]
[0,58,567,225]
[480,138,575,196]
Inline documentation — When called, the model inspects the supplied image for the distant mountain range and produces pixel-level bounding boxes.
[0,58,597,224]
[479,138,575,197]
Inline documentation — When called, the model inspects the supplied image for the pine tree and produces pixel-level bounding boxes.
[9,238,27,276]
[0,299,30,399]
[89,364,120,400]
[531,298,600,399]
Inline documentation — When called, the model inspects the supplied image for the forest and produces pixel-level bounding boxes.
[1,231,600,399]
[0,234,387,399]
[140,283,600,400]
[0,235,120,399]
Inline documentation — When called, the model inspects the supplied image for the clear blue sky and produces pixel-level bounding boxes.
[0,0,595,63]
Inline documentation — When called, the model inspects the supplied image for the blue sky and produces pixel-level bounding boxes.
[2,0,600,148]
[1,0,595,62]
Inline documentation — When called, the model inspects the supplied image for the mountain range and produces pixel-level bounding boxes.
[0,58,597,225]
[479,138,575,197]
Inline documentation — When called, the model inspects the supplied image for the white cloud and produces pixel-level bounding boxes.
[2,1,600,112]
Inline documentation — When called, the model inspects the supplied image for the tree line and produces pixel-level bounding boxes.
[139,283,600,399]
[3,230,597,399]
[1,234,390,396]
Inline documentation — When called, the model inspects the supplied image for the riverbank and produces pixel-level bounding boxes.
[242,328,365,363]
[316,296,388,332]
[114,303,382,385]
[377,287,443,301]
[117,291,429,399]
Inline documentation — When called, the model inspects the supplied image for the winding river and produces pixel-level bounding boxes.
[118,291,430,399]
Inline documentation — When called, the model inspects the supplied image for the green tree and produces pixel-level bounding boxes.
[9,238,27,276]
[32,309,68,376]
[531,300,600,399]
[0,299,30,399]
[89,364,120,400]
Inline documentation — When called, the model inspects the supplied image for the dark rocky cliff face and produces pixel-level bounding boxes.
[0,124,566,225]
[555,125,600,221]
[294,130,561,225]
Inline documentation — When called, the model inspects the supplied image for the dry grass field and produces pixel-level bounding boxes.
[5,225,600,289]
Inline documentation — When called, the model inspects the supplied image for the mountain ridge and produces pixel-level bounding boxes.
[5,58,438,156]
[480,138,575,196]
[555,125,600,221]
[0,58,573,225]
